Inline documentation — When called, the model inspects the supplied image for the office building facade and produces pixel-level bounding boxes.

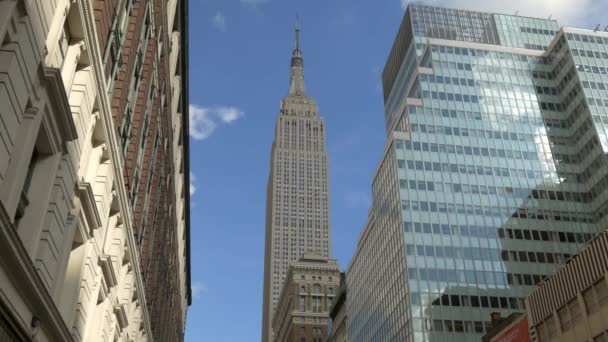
[272,253,340,342]
[262,20,332,342]
[0,0,190,340]
[346,4,608,341]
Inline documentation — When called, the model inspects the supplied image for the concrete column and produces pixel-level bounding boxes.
[57,235,88,329]
[51,206,80,300]
[82,290,105,342]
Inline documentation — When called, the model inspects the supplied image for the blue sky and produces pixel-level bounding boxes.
[185,0,603,340]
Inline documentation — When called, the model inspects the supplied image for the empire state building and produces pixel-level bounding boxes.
[261,19,332,342]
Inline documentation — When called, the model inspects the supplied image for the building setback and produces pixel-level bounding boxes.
[272,253,341,342]
[0,0,190,341]
[345,3,608,342]
[262,19,332,342]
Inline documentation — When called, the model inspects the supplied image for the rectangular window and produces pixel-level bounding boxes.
[58,19,71,68]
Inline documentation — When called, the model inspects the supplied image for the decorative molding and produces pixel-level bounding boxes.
[77,181,103,229]
[98,273,109,301]
[41,66,78,141]
[99,255,118,288]
[113,304,128,329]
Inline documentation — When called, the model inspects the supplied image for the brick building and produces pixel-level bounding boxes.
[0,0,190,341]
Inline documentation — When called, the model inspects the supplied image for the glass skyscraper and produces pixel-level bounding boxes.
[346,4,608,341]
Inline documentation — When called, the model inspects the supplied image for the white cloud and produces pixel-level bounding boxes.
[189,105,217,140]
[189,104,244,140]
[190,172,196,195]
[189,110,216,140]
[212,11,226,32]
[191,281,208,300]
[216,107,244,123]
[400,0,605,27]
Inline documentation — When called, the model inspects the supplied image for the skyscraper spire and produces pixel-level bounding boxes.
[289,15,306,96]
[295,15,300,51]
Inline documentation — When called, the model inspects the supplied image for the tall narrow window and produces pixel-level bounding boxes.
[14,148,38,225]
[58,20,71,68]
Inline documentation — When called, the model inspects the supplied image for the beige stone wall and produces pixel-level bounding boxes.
[526,232,608,342]
[272,255,341,342]
[0,0,157,340]
[167,0,190,324]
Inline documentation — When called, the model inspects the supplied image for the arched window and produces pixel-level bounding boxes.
[313,284,321,294]
[300,285,306,293]
[329,287,334,294]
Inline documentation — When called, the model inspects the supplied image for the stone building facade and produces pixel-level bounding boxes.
[262,19,332,342]
[272,253,340,342]
[0,0,190,341]
[526,230,608,342]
